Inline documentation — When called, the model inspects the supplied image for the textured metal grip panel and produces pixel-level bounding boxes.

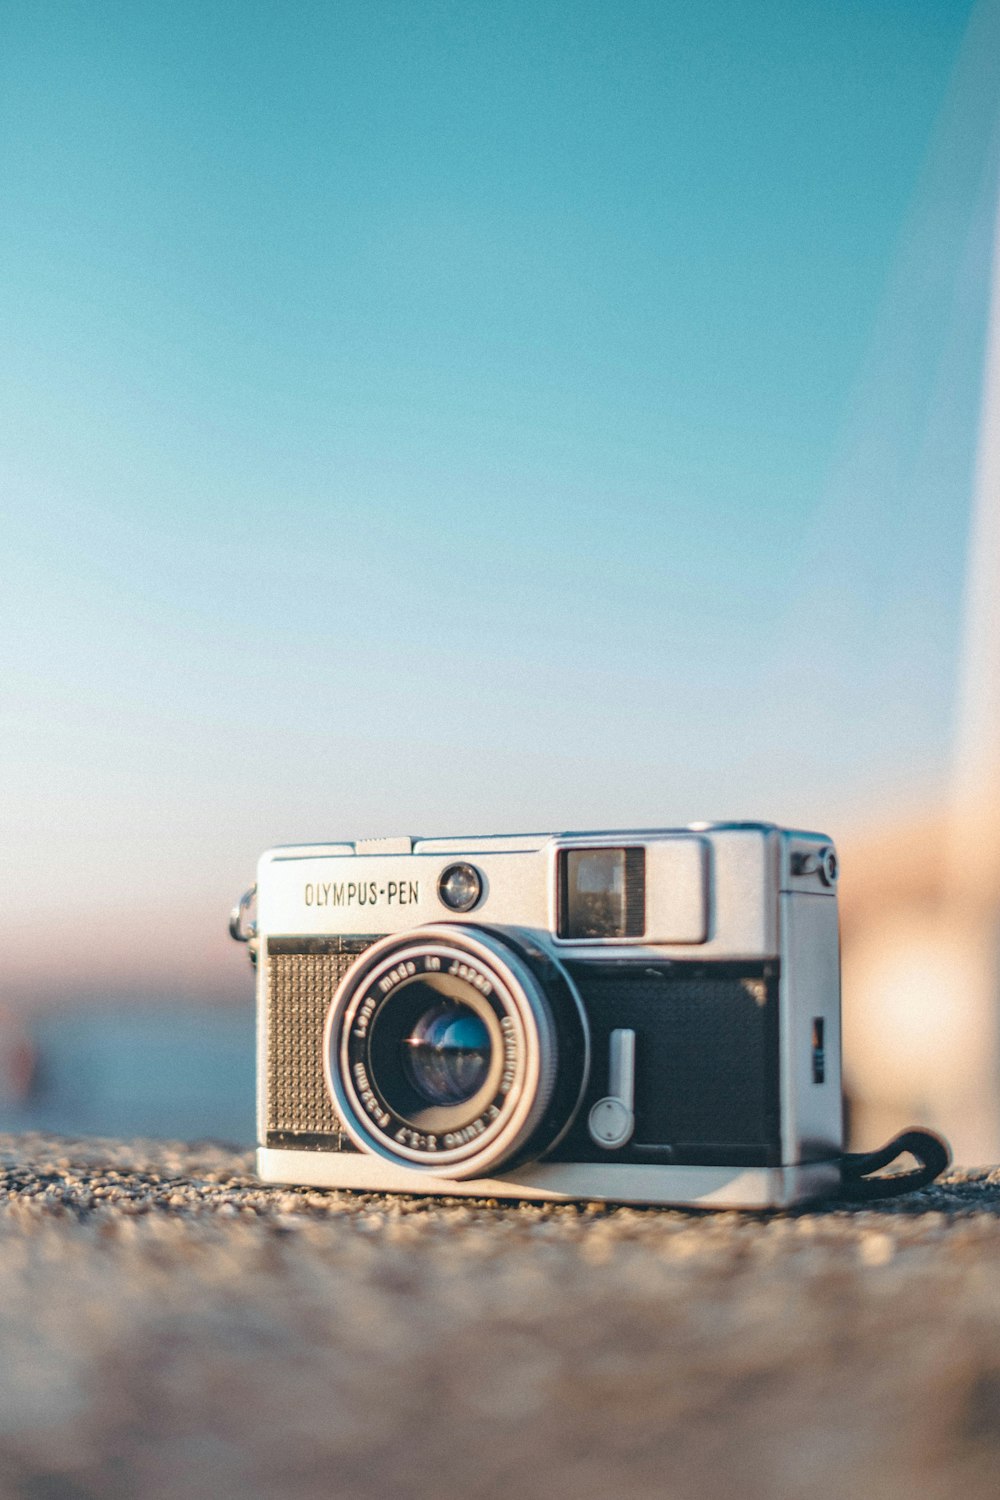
[554,962,781,1164]
[266,942,373,1140]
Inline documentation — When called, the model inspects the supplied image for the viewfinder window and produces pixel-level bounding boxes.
[559,847,645,939]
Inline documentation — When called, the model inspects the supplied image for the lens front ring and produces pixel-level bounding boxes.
[323,926,579,1178]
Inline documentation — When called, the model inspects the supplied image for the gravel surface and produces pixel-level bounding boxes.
[0,1135,998,1500]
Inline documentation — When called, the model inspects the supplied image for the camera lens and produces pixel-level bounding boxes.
[402,1001,491,1106]
[326,927,590,1178]
[438,863,483,912]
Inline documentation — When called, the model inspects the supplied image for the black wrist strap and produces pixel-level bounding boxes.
[839,1127,951,1202]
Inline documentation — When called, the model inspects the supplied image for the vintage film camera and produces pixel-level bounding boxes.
[230,824,843,1208]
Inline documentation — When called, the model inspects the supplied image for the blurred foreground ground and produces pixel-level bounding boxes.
[0,1136,999,1500]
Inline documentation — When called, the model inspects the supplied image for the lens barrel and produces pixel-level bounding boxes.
[324,926,589,1178]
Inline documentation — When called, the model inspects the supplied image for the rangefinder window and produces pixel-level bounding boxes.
[559,847,645,939]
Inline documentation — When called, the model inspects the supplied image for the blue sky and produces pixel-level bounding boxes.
[2,1,997,998]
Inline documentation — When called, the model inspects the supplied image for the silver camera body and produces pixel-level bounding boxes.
[241,823,842,1209]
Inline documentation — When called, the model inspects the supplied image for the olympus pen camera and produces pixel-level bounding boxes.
[230,825,843,1209]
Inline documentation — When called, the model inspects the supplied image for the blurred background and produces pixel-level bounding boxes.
[2,0,1000,1158]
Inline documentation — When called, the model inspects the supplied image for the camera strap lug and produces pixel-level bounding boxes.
[839,1127,951,1201]
[230,885,258,966]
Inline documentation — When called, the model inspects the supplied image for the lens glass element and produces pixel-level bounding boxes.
[402,1000,492,1106]
[437,863,483,912]
[363,972,504,1131]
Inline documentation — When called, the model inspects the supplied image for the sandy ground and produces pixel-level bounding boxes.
[0,1135,998,1500]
